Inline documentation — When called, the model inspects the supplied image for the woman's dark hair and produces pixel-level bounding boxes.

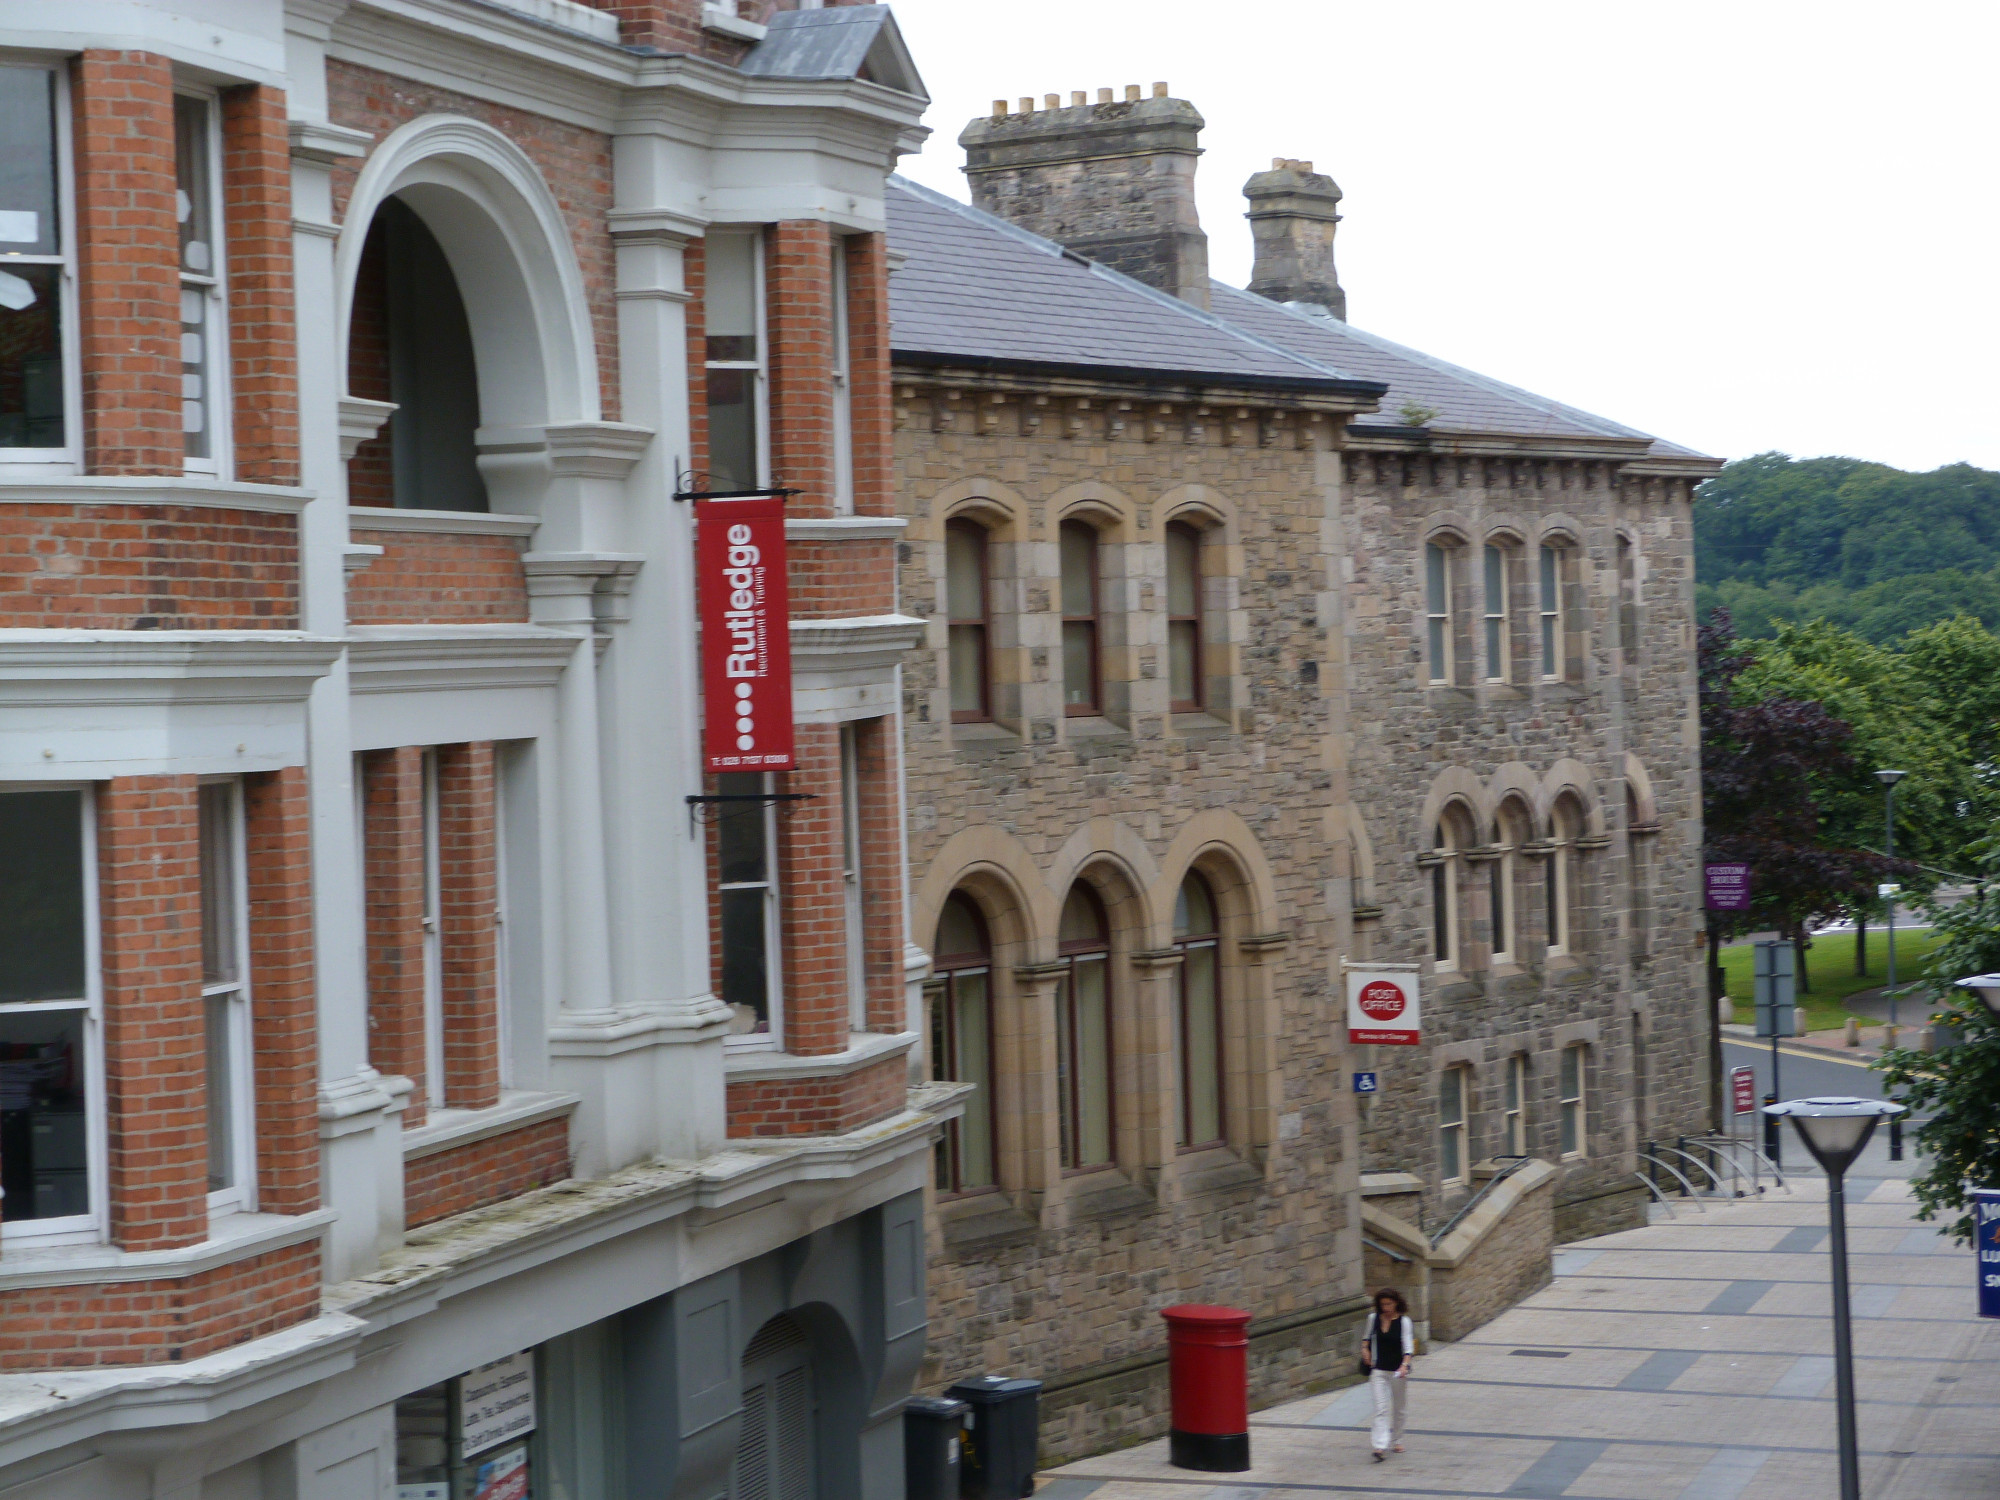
[1372,1287,1408,1316]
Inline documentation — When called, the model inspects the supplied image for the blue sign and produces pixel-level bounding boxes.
[1976,1189,2000,1319]
[1353,1072,1379,1094]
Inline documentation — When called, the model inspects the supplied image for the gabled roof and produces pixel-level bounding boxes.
[739,6,926,99]
[885,176,1708,460]
[885,178,1384,399]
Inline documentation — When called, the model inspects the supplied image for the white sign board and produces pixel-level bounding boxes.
[461,1352,536,1459]
[1346,965,1421,1046]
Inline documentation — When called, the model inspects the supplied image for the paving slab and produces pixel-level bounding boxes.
[1039,1166,2000,1500]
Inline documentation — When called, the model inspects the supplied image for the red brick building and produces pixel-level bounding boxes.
[0,3,950,1495]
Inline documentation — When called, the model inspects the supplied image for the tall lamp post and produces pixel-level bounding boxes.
[1875,769,1906,1030]
[1764,1096,1906,1500]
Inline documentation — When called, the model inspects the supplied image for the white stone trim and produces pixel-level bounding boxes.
[786,516,908,543]
[345,625,579,694]
[348,505,542,539]
[0,476,312,515]
[790,613,924,724]
[402,1090,580,1161]
[0,1209,335,1292]
[723,1030,916,1085]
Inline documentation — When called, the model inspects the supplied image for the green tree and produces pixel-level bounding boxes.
[1875,849,2000,1243]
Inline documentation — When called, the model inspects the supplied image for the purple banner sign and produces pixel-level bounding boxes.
[1705,863,1751,912]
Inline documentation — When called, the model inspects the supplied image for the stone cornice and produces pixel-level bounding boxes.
[349,505,541,539]
[892,358,1378,420]
[0,476,313,515]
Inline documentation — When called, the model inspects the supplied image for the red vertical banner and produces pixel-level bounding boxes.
[697,496,795,772]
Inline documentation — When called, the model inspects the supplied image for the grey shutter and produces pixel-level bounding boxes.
[734,1379,771,1500]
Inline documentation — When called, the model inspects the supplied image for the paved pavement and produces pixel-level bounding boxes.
[1036,1135,2000,1498]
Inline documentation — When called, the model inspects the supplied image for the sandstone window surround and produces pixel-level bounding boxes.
[1536,531,1587,684]
[1165,521,1204,712]
[1422,801,1477,973]
[0,63,77,474]
[944,518,991,722]
[1480,537,1514,684]
[1488,796,1533,967]
[1438,1064,1470,1185]
[1625,777,1662,960]
[1422,532,1472,688]
[1172,870,1223,1148]
[1502,1052,1527,1157]
[1545,793,1588,959]
[1559,1043,1587,1158]
[1055,883,1115,1170]
[1058,519,1103,718]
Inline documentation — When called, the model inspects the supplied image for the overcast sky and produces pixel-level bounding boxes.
[888,0,1999,474]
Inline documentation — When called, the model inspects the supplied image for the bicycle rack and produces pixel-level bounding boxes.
[1635,1152,1706,1210]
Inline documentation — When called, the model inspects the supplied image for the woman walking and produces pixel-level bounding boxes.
[1359,1287,1414,1461]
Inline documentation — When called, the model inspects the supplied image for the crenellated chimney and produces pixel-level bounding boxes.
[1243,158,1346,320]
[960,84,1210,309]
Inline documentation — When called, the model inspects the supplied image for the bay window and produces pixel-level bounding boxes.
[173,91,226,472]
[704,229,766,493]
[0,788,98,1238]
[830,236,853,514]
[0,64,72,459]
[198,781,255,1208]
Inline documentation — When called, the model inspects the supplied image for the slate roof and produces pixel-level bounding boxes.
[886,176,1706,459]
[885,179,1382,397]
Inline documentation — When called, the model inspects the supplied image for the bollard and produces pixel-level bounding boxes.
[1763,1093,1782,1168]
[1884,1022,1899,1052]
[1161,1305,1251,1472]
[1844,1017,1859,1048]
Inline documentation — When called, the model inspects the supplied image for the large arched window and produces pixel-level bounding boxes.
[1424,538,1461,685]
[930,895,995,1193]
[945,520,990,723]
[1430,805,1476,971]
[1059,520,1101,716]
[1547,794,1585,957]
[1491,797,1531,965]
[1055,884,1113,1169]
[1174,871,1223,1147]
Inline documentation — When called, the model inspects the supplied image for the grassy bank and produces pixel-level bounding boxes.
[1720,926,1943,1031]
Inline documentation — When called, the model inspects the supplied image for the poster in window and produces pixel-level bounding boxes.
[470,1445,529,1500]
[460,1351,536,1458]
[1345,964,1421,1046]
[697,495,795,772]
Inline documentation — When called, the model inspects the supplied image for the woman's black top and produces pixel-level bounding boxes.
[1369,1313,1405,1370]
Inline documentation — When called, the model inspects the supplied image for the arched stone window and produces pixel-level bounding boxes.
[1547,793,1587,957]
[1491,796,1532,965]
[944,519,991,723]
[1055,883,1113,1169]
[1173,871,1223,1148]
[1059,520,1102,716]
[1428,802,1476,971]
[931,894,995,1193]
[1423,537,1460,685]
[1165,521,1204,712]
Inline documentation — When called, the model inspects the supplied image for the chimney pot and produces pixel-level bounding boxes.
[993,99,1009,117]
[1019,97,1034,114]
[1244,158,1346,319]
[1124,84,1140,101]
[1071,91,1086,107]
[1153,81,1168,97]
[1097,87,1112,104]
[1045,94,1060,109]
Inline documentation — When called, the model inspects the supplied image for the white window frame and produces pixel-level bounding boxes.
[840,725,865,1031]
[1538,543,1565,680]
[703,227,768,492]
[0,784,108,1247]
[1482,541,1509,683]
[830,235,853,515]
[0,62,82,476]
[1560,1044,1586,1158]
[198,778,256,1214]
[1430,823,1459,973]
[1424,540,1453,685]
[720,773,784,1053]
[1547,812,1576,959]
[174,86,230,479]
[420,750,445,1102]
[1438,1065,1468,1186]
[1490,842,1516,966]
[1503,1053,1526,1156]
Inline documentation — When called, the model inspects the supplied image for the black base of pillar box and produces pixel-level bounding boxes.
[1168,1430,1250,1472]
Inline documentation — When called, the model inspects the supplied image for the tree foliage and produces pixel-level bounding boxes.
[1875,849,2000,1243]
[1694,453,2000,643]
[1699,612,1897,940]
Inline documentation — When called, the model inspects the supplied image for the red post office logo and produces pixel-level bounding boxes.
[1357,979,1407,1020]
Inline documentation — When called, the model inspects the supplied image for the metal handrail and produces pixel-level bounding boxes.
[1429,1154,1532,1247]
[1636,1152,1706,1209]
[1361,1234,1415,1265]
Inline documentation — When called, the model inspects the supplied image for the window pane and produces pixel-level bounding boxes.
[1059,523,1095,618]
[199,785,236,986]
[1439,1067,1462,1127]
[1072,955,1111,1165]
[948,623,986,716]
[0,1006,89,1221]
[1168,620,1199,705]
[716,773,766,885]
[205,993,233,1192]
[1505,1057,1520,1113]
[1166,526,1199,616]
[1561,1099,1579,1156]
[954,973,994,1187]
[1428,616,1446,680]
[1059,885,1106,944]
[935,896,986,960]
[1062,621,1095,709]
[0,790,85,1003]
[0,68,58,256]
[1484,544,1502,607]
[1561,1046,1580,1099]
[705,367,757,492]
[704,231,758,348]
[719,887,770,1034]
[1484,616,1502,679]
[0,263,64,450]
[174,97,214,274]
[1490,859,1507,954]
[1432,861,1449,962]
[946,524,984,622]
[1182,944,1220,1145]
[1426,543,1446,612]
[1175,873,1215,938]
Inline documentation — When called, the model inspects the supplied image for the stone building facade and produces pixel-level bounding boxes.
[891,91,1718,1459]
[0,3,949,1498]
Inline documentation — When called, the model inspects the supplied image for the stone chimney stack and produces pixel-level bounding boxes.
[1244,158,1346,320]
[960,83,1210,310]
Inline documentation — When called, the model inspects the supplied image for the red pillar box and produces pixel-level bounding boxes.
[1161,1304,1251,1472]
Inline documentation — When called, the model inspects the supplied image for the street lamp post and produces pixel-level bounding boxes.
[1875,770,1906,1031]
[1763,1096,1907,1500]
